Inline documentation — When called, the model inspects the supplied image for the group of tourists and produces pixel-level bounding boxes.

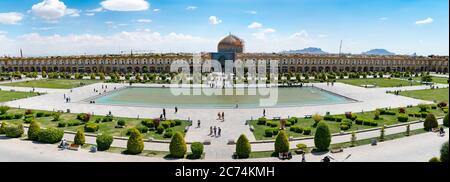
[217,112,225,121]
[209,126,222,137]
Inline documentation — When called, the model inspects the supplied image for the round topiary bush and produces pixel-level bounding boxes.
[126,128,144,154]
[441,141,448,163]
[136,125,149,133]
[74,129,85,145]
[5,124,24,138]
[169,132,187,158]
[257,117,267,125]
[444,114,449,127]
[424,113,438,131]
[156,126,164,134]
[0,106,10,115]
[84,122,99,132]
[314,121,331,151]
[429,157,441,162]
[303,128,312,135]
[38,128,64,144]
[96,134,114,151]
[0,122,8,134]
[28,120,41,141]
[397,114,409,122]
[117,119,126,126]
[235,134,251,159]
[275,130,289,153]
[264,128,273,137]
[191,142,204,158]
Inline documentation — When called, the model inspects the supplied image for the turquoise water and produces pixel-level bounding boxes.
[93,87,355,109]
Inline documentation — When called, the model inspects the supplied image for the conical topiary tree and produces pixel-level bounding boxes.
[424,113,438,131]
[379,126,385,142]
[441,141,448,163]
[314,121,331,151]
[169,132,187,158]
[444,113,449,127]
[74,129,85,145]
[236,134,251,158]
[28,120,40,141]
[127,128,144,154]
[275,130,289,153]
[350,131,356,147]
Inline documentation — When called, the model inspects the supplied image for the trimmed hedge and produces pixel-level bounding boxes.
[84,122,99,132]
[0,106,9,115]
[38,128,64,144]
[265,128,273,137]
[397,114,409,123]
[5,124,24,138]
[169,132,187,158]
[191,142,204,158]
[236,134,251,158]
[96,134,114,151]
[141,119,155,128]
[441,141,448,163]
[303,128,312,135]
[0,122,8,134]
[156,126,164,134]
[136,125,149,134]
[117,119,126,126]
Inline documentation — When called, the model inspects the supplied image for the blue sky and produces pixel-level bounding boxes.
[0,0,448,56]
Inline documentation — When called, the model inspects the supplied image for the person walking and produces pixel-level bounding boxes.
[218,112,221,120]
[175,106,178,113]
[302,153,306,162]
[213,126,217,137]
[263,109,266,117]
[163,108,166,119]
[218,127,222,136]
[221,112,225,121]
[209,126,213,136]
[197,120,201,128]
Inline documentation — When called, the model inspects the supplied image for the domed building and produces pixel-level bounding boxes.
[217,34,244,53]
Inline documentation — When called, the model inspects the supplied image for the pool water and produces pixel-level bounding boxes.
[93,87,355,109]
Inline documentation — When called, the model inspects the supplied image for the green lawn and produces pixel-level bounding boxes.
[1,79,102,89]
[338,78,420,87]
[250,105,447,141]
[0,90,39,102]
[1,108,190,140]
[399,88,449,103]
[412,76,449,84]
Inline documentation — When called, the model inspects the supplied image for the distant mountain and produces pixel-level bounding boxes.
[282,47,328,54]
[362,49,395,55]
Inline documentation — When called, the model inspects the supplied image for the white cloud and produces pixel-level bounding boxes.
[246,10,257,14]
[100,0,150,12]
[0,30,215,56]
[415,17,433,25]
[186,6,198,10]
[318,34,328,38]
[31,0,80,21]
[105,21,114,24]
[0,12,24,25]
[252,28,276,40]
[32,27,57,31]
[379,17,388,21]
[88,8,104,13]
[153,9,160,12]
[85,13,95,16]
[209,16,222,25]
[136,19,152,23]
[289,30,309,39]
[248,22,263,29]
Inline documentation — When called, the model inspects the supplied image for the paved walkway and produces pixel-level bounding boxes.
[1,81,441,160]
[1,128,447,162]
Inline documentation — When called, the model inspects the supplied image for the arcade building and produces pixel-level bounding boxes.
[0,34,448,74]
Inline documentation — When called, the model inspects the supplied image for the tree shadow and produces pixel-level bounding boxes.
[310,149,330,156]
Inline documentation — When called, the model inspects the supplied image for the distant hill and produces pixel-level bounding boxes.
[362,49,395,55]
[282,47,328,54]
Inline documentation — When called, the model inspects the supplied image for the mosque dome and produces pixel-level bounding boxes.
[217,34,244,53]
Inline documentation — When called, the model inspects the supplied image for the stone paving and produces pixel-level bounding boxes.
[1,79,445,160]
